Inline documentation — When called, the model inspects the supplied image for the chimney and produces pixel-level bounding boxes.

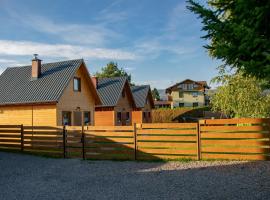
[32,54,41,80]
[91,76,98,88]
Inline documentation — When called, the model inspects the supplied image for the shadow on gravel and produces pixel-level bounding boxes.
[0,151,269,200]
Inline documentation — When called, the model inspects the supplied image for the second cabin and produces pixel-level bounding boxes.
[131,85,154,124]
[92,77,136,126]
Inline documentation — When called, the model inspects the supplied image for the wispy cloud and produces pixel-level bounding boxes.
[0,40,137,60]
[96,0,127,24]
[0,59,17,64]
[6,10,120,46]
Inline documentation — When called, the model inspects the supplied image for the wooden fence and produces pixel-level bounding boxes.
[0,118,269,161]
[199,118,270,160]
[136,123,198,160]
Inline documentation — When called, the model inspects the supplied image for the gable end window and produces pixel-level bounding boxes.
[73,77,81,92]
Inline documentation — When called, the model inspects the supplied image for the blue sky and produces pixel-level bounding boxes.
[0,0,220,89]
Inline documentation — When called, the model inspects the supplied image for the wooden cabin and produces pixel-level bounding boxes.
[131,85,154,124]
[0,57,101,126]
[93,77,136,126]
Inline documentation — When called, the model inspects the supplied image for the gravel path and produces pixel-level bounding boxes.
[0,152,269,200]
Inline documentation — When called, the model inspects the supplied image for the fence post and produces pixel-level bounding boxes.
[197,121,203,161]
[134,123,137,160]
[63,126,66,158]
[20,124,24,152]
[197,120,205,160]
[82,125,85,160]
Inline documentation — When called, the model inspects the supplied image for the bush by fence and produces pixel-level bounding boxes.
[152,107,209,123]
[0,118,269,161]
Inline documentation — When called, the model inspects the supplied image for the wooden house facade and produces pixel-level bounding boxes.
[131,85,154,124]
[93,77,136,126]
[0,58,100,126]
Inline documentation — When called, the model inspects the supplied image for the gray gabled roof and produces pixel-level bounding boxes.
[0,59,84,105]
[131,85,154,108]
[96,76,131,107]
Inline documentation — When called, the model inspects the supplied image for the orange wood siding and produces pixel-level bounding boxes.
[132,93,152,124]
[132,110,142,124]
[94,111,115,126]
[114,84,133,126]
[0,104,57,126]
[56,64,96,126]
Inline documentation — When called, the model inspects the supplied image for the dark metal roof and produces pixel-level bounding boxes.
[0,59,83,105]
[131,85,151,108]
[96,76,128,107]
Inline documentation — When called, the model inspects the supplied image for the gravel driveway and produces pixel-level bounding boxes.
[0,152,269,200]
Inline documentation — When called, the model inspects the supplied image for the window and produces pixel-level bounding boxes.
[187,84,194,90]
[148,112,151,118]
[143,112,147,121]
[73,77,81,92]
[117,112,122,123]
[179,91,184,98]
[62,111,71,126]
[193,102,199,107]
[122,90,125,98]
[192,92,198,97]
[84,112,91,125]
[126,112,130,122]
[179,103,184,107]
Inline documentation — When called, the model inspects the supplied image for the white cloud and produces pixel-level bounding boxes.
[124,67,136,72]
[0,59,17,64]
[0,40,137,60]
[6,10,120,46]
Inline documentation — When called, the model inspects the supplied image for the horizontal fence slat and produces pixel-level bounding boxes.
[201,132,269,139]
[86,137,134,143]
[200,118,270,125]
[137,142,196,148]
[137,153,196,160]
[137,129,196,135]
[201,146,270,153]
[85,153,133,160]
[24,126,62,130]
[141,123,197,129]
[86,149,134,154]
[85,126,133,131]
[0,134,21,138]
[201,139,269,146]
[0,143,21,147]
[137,135,196,142]
[85,143,134,149]
[202,153,270,160]
[200,126,268,132]
[137,148,197,155]
[0,129,21,133]
[84,131,134,137]
[24,131,62,135]
[0,125,21,128]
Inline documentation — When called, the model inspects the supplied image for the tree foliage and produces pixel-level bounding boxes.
[211,72,270,118]
[151,88,160,100]
[187,0,270,80]
[95,62,132,83]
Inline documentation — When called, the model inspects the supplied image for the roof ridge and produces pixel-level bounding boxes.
[3,58,84,69]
